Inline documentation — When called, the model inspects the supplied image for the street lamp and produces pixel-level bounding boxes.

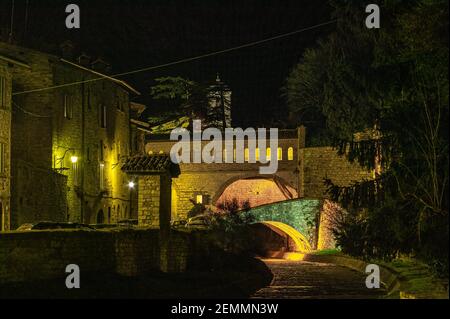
[71,155,78,164]
[128,181,135,189]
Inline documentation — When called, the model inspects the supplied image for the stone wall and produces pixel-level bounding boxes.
[11,160,67,228]
[300,147,373,199]
[0,228,190,284]
[0,62,11,230]
[244,199,322,247]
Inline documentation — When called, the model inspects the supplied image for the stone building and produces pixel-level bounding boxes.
[124,126,373,228]
[0,55,18,230]
[0,41,140,229]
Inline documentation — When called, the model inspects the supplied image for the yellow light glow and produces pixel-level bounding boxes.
[288,147,294,161]
[70,156,78,163]
[260,221,312,252]
[128,181,135,189]
[196,195,203,204]
[283,252,305,261]
[277,147,283,160]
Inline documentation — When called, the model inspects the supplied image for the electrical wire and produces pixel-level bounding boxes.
[12,101,52,118]
[12,19,337,96]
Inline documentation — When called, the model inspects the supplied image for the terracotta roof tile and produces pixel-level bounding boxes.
[121,155,180,176]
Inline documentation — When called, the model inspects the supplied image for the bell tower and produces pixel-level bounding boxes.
[206,74,232,130]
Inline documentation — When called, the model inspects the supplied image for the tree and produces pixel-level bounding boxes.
[149,76,209,125]
[284,0,449,270]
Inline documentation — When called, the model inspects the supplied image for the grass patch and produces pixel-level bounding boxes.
[309,249,342,256]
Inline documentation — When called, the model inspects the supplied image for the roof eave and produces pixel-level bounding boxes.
[60,58,141,95]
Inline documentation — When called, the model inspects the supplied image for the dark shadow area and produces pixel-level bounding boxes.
[0,255,273,299]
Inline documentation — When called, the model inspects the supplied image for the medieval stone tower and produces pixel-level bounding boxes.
[206,74,232,130]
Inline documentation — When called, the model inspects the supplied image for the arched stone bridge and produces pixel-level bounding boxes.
[122,127,372,252]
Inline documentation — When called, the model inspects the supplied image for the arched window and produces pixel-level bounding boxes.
[288,147,294,161]
[277,147,283,160]
[244,148,249,162]
[266,148,271,161]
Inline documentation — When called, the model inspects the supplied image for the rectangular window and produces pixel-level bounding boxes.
[87,86,91,110]
[99,104,107,128]
[0,77,6,108]
[116,94,123,111]
[99,163,105,190]
[73,162,79,186]
[99,140,104,161]
[196,195,203,204]
[63,94,73,119]
[0,142,5,174]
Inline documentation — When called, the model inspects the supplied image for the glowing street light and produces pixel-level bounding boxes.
[128,181,135,189]
[71,155,78,164]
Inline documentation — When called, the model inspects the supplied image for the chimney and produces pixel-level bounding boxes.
[77,53,91,67]
[60,40,75,60]
[91,58,111,74]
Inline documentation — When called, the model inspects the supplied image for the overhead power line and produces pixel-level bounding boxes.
[12,19,337,96]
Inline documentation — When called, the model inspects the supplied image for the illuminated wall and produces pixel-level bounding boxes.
[243,198,321,248]
[216,178,297,208]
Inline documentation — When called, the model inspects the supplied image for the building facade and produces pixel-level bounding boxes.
[0,56,13,231]
[0,41,140,229]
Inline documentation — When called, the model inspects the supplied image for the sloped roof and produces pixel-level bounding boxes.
[0,54,30,69]
[60,59,140,95]
[121,155,180,176]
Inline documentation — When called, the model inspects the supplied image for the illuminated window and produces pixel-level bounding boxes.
[196,195,203,204]
[266,148,271,161]
[63,94,73,119]
[223,149,227,162]
[99,163,105,190]
[288,147,294,161]
[233,149,236,162]
[148,150,154,155]
[159,150,164,154]
[276,147,282,160]
[244,148,249,162]
[255,148,260,161]
[0,76,6,108]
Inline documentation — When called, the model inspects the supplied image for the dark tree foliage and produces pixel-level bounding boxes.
[285,0,449,272]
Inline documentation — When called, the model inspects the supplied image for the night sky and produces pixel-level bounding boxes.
[1,0,333,127]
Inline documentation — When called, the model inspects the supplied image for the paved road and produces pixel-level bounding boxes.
[252,259,386,299]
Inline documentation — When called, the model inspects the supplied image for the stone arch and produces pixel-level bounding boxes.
[212,174,298,208]
[256,221,312,252]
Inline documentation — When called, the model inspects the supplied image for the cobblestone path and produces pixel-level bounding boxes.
[252,259,386,299]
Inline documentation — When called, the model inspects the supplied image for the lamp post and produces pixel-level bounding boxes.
[128,180,135,219]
